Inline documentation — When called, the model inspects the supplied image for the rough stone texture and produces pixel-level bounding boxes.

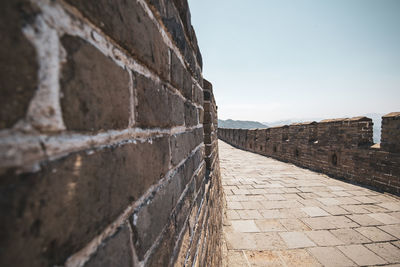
[220,140,400,266]
[61,35,130,131]
[84,224,135,267]
[381,112,400,153]
[0,1,221,266]
[0,137,169,266]
[0,1,38,129]
[65,0,170,81]
[135,73,184,128]
[219,113,400,195]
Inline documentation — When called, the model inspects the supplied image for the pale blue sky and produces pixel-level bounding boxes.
[188,0,400,122]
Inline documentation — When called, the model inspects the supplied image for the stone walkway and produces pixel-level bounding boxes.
[219,140,400,267]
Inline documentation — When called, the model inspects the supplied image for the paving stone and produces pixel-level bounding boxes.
[336,197,361,205]
[355,226,397,242]
[317,198,341,206]
[378,224,400,239]
[227,201,244,210]
[332,191,353,197]
[328,186,346,191]
[279,232,316,249]
[237,210,263,220]
[231,220,260,232]
[260,210,288,219]
[377,202,400,211]
[226,250,250,266]
[308,247,356,267]
[330,228,371,244]
[347,214,382,226]
[361,204,389,213]
[301,207,330,217]
[265,194,286,201]
[244,250,283,266]
[393,240,400,249]
[341,204,369,214]
[241,201,263,210]
[279,218,311,231]
[254,219,286,232]
[279,249,322,267]
[227,210,241,220]
[321,205,350,215]
[338,244,387,266]
[314,191,337,198]
[352,196,377,204]
[365,242,400,264]
[232,188,250,195]
[368,213,400,224]
[305,230,344,246]
[302,217,336,230]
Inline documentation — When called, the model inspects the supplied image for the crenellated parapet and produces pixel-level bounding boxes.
[219,113,400,195]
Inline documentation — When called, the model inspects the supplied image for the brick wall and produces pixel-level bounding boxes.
[219,113,400,195]
[0,0,222,266]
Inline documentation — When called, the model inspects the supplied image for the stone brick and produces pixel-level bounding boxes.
[60,35,130,131]
[133,163,184,259]
[170,50,193,100]
[184,101,198,127]
[65,0,169,80]
[0,136,169,266]
[146,221,177,267]
[84,224,134,267]
[170,128,203,166]
[135,73,184,128]
[0,1,38,129]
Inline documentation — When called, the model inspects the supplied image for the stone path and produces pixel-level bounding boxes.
[219,140,400,267]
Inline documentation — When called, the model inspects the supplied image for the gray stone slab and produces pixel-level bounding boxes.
[338,244,387,266]
[305,230,345,246]
[365,242,400,264]
[309,247,356,267]
[330,228,371,244]
[355,226,397,242]
[279,231,316,249]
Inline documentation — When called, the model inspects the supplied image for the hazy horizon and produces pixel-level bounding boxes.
[189,0,400,122]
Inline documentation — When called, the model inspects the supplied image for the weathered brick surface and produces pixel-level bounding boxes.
[0,137,169,266]
[84,224,134,267]
[65,0,170,81]
[135,73,185,128]
[170,128,203,166]
[0,0,222,266]
[381,112,400,153]
[61,35,130,131]
[219,113,400,195]
[0,1,38,129]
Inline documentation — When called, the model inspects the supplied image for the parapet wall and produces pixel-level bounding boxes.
[219,113,400,195]
[0,0,222,266]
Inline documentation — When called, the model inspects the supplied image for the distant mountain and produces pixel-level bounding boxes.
[218,119,267,129]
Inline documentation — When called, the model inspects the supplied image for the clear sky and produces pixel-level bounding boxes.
[188,0,400,122]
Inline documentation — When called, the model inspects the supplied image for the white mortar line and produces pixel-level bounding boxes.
[22,15,66,132]
[135,0,203,91]
[34,0,203,112]
[65,144,204,267]
[0,124,203,170]
[142,160,206,265]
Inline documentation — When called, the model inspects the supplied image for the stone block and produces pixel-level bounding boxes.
[61,35,130,131]
[84,224,134,267]
[135,73,184,128]
[65,0,169,80]
[184,101,198,127]
[0,1,38,129]
[0,136,169,266]
[170,128,203,166]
